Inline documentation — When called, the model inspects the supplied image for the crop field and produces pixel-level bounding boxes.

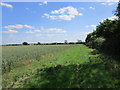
[1,1,120,89]
[2,45,75,73]
[2,44,120,88]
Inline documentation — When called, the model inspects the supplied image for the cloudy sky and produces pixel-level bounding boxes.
[1,1,118,44]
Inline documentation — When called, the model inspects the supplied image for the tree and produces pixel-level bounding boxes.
[37,42,41,45]
[85,1,120,56]
[76,40,82,44]
[94,37,105,50]
[22,42,29,45]
[64,40,68,44]
[115,2,120,20]
[86,19,118,53]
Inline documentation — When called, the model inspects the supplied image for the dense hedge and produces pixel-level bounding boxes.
[85,2,120,56]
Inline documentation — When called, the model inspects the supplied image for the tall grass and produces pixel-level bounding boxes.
[2,45,75,73]
[16,45,120,88]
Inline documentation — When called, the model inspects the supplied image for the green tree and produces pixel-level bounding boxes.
[37,42,41,45]
[22,42,29,45]
[85,1,120,56]
[115,2,120,19]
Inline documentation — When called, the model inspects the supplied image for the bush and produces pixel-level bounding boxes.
[94,37,105,50]
[22,42,29,45]
[91,49,100,55]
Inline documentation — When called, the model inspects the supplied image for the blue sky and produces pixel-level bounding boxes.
[1,2,118,44]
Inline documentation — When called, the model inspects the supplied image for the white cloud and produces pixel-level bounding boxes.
[106,0,119,2]
[25,30,35,34]
[50,7,82,16]
[43,6,83,21]
[108,16,118,20]
[85,25,96,28]
[59,15,75,21]
[0,3,13,8]
[39,3,43,5]
[102,16,118,22]
[25,30,41,34]
[101,3,114,5]
[3,24,34,29]
[34,30,41,32]
[46,28,67,33]
[39,1,48,6]
[24,25,34,29]
[101,2,117,5]
[25,27,67,35]
[80,8,85,10]
[2,30,18,33]
[89,6,95,10]
[35,26,67,33]
[43,1,48,4]
[44,14,76,21]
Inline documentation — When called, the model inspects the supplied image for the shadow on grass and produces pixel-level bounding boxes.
[20,58,120,88]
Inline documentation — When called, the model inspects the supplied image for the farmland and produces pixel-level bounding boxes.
[2,44,120,88]
[2,45,75,87]
[2,45,75,73]
[1,1,120,89]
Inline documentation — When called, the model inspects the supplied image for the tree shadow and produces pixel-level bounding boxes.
[20,60,120,88]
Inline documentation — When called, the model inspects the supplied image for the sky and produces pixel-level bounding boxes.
[0,1,119,44]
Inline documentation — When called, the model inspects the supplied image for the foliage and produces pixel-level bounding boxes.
[115,2,120,19]
[22,42,29,45]
[85,2,120,56]
[91,49,100,55]
[37,42,41,45]
[11,45,120,88]
[94,37,105,50]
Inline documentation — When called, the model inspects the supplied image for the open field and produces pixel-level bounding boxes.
[2,44,120,88]
[2,45,75,73]
[2,45,75,87]
[1,1,120,89]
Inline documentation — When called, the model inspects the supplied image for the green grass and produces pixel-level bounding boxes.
[2,45,74,73]
[2,45,75,88]
[3,44,120,88]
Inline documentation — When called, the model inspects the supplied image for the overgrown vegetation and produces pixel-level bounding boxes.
[86,2,120,56]
[2,45,120,88]
[2,2,120,89]
[11,45,119,88]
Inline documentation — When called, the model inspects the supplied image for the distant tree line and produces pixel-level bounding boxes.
[3,40,85,46]
[85,2,120,56]
[24,40,85,45]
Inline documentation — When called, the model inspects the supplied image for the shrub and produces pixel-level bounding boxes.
[22,42,29,45]
[91,49,100,55]
[94,37,105,50]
